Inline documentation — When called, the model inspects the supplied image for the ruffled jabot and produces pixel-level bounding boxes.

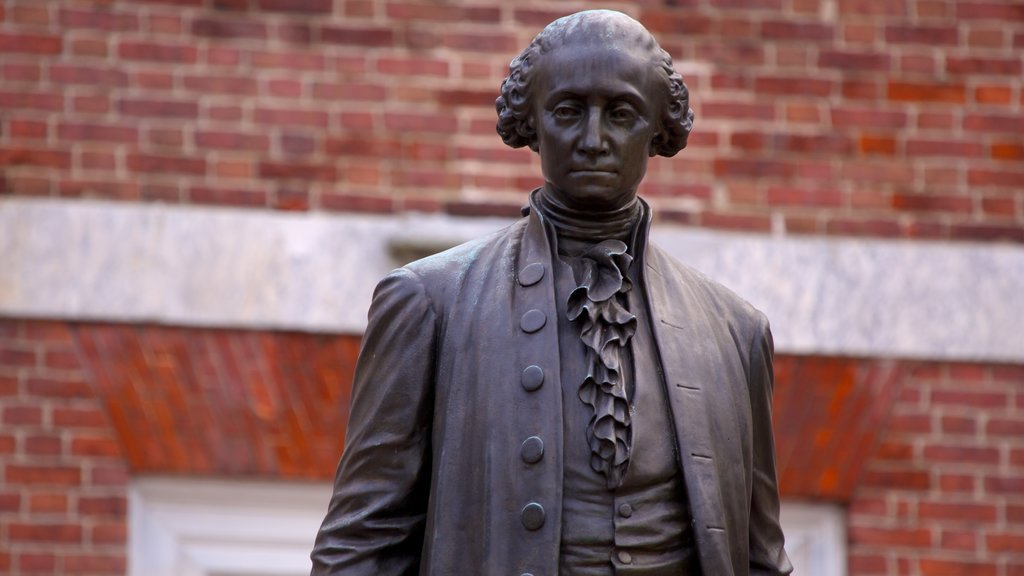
[566,239,636,489]
[533,189,641,489]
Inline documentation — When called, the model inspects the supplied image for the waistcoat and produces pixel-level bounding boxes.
[553,237,700,576]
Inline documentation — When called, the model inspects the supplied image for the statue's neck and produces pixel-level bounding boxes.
[535,189,640,243]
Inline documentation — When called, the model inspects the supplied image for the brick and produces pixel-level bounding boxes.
[2,62,42,82]
[90,521,127,544]
[377,56,450,77]
[127,153,206,175]
[988,418,1024,437]
[192,16,267,39]
[188,186,268,207]
[950,224,1024,243]
[886,24,958,45]
[932,390,1007,408]
[5,465,81,486]
[58,122,138,143]
[119,98,199,119]
[975,85,1013,104]
[25,377,92,398]
[986,532,1024,552]
[321,25,394,47]
[387,3,499,22]
[714,159,794,179]
[60,7,139,31]
[965,114,1024,134]
[0,90,62,112]
[702,102,776,120]
[0,32,62,54]
[0,344,37,366]
[49,63,129,86]
[118,40,197,63]
[71,436,122,458]
[859,136,897,155]
[839,0,905,14]
[63,554,127,573]
[3,405,42,425]
[947,57,1022,76]
[888,81,966,103]
[832,107,907,129]
[766,186,843,207]
[25,435,62,455]
[254,107,329,128]
[78,495,127,516]
[195,130,269,152]
[985,475,1024,495]
[761,20,834,41]
[851,526,932,547]
[250,49,324,70]
[755,76,833,97]
[920,559,997,576]
[863,468,931,490]
[938,473,975,492]
[259,161,337,181]
[956,2,1024,20]
[384,112,458,134]
[320,193,395,214]
[9,522,83,543]
[919,501,998,522]
[312,82,387,102]
[819,49,891,71]
[258,0,332,13]
[16,554,57,572]
[969,169,1024,188]
[29,492,68,513]
[181,73,254,95]
[443,32,517,53]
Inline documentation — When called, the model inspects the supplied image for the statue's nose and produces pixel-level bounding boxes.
[578,110,609,155]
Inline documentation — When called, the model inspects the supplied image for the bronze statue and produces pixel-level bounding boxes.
[312,10,792,575]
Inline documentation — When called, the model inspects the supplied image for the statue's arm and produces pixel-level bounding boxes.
[747,316,794,576]
[311,268,437,576]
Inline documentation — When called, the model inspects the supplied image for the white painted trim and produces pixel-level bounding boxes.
[128,477,843,576]
[781,502,847,576]
[3,198,1023,362]
[128,477,329,576]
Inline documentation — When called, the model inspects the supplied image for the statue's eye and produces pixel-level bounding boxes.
[552,105,580,120]
[609,105,638,123]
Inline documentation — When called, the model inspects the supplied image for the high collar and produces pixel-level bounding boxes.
[524,189,653,262]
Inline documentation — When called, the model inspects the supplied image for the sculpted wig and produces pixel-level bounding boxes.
[496,10,695,157]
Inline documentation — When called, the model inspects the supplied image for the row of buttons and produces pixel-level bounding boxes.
[519,261,546,536]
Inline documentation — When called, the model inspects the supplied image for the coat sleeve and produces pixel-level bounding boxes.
[747,315,794,576]
[311,267,437,576]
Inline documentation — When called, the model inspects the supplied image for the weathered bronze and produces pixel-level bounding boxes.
[312,10,792,575]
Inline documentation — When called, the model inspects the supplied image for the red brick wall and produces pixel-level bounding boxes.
[1,0,1022,241]
[0,322,128,575]
[849,363,1024,576]
[2,319,1023,574]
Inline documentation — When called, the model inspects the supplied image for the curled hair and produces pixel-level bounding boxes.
[495,10,694,157]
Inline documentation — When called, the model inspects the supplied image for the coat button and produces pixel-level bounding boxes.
[520,309,546,333]
[521,436,544,464]
[616,550,632,564]
[618,503,633,518]
[518,262,545,286]
[521,365,544,391]
[521,502,545,530]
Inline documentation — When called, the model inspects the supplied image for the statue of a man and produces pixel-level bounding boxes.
[312,10,792,576]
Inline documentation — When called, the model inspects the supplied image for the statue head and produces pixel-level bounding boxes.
[496,10,694,211]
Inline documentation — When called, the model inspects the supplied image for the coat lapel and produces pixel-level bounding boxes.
[644,247,735,576]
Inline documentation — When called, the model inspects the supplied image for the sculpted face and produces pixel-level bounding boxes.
[531,40,664,212]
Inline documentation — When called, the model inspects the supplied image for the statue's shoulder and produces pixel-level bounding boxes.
[647,242,767,330]
[400,218,526,287]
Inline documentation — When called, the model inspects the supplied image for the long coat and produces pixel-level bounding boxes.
[311,202,792,576]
